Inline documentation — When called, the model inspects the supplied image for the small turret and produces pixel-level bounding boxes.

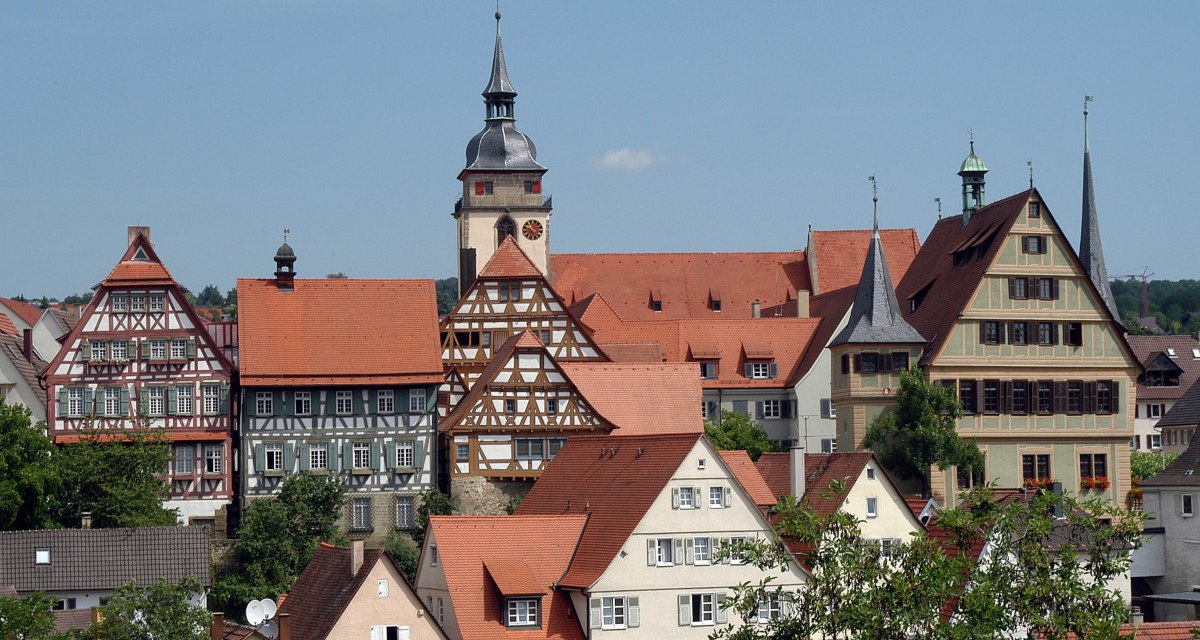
[958,139,988,225]
[274,241,296,291]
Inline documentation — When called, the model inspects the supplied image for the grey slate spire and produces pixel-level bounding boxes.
[462,11,545,173]
[1079,101,1121,321]
[830,181,926,347]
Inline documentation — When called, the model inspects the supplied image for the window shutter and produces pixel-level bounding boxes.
[1006,323,1015,343]
[299,444,310,471]
[367,389,377,414]
[781,401,793,419]
[371,441,382,471]
[755,402,764,420]
[326,392,337,416]
[1053,382,1066,413]
[343,442,354,469]
[119,387,130,415]
[139,388,148,415]
[743,363,753,378]
[140,339,151,360]
[414,440,426,471]
[1111,381,1120,414]
[723,487,732,508]
[999,381,1010,414]
[398,388,410,414]
[684,538,694,564]
[56,389,67,417]
[168,386,178,415]
[769,362,778,378]
[254,444,265,473]
[328,442,340,471]
[674,539,684,565]
[647,539,656,565]
[186,337,196,359]
[475,181,485,195]
[678,595,691,626]
[284,443,294,472]
[716,594,728,624]
[628,596,640,628]
[1051,279,1060,300]
[853,354,862,372]
[282,392,293,417]
[671,488,680,509]
[589,599,601,629]
[841,354,850,374]
[354,391,365,416]
[219,384,229,414]
[1008,278,1016,299]
[820,398,832,419]
[386,441,397,471]
[81,340,92,361]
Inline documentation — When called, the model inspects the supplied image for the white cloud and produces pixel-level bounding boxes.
[596,148,664,171]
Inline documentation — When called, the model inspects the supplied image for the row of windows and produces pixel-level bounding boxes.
[980,320,1084,346]
[60,384,226,418]
[840,351,909,374]
[648,536,748,567]
[252,389,427,417]
[586,592,779,630]
[82,337,197,362]
[497,397,563,416]
[696,360,780,380]
[1008,276,1060,300]
[109,293,167,313]
[473,180,541,195]
[173,444,224,476]
[671,486,733,510]
[951,379,1119,415]
[956,453,1110,489]
[348,495,417,532]
[256,440,423,476]
[442,329,552,348]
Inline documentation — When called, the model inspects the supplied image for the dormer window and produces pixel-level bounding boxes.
[506,598,540,628]
[745,361,776,379]
[708,290,722,312]
[699,362,718,379]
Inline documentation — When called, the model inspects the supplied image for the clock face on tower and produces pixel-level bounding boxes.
[522,220,544,240]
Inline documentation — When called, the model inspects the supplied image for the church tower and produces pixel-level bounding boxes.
[1079,99,1121,322]
[958,139,988,224]
[454,12,551,297]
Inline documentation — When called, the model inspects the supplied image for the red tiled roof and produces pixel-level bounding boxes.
[479,236,544,278]
[483,557,545,596]
[755,452,872,515]
[237,279,442,386]
[429,515,588,640]
[557,362,704,435]
[1127,335,1200,401]
[0,332,49,406]
[516,433,701,589]
[277,544,384,640]
[0,297,45,328]
[551,251,810,321]
[0,312,17,337]
[595,343,664,362]
[810,229,921,294]
[1118,621,1200,639]
[100,232,177,287]
[719,450,777,509]
[790,285,857,385]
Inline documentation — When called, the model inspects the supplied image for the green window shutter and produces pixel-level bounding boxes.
[755,402,764,420]
[398,388,410,413]
[769,362,778,378]
[371,441,381,471]
[674,539,684,565]
[328,442,340,471]
[326,393,336,416]
[299,443,310,471]
[137,388,148,416]
[343,442,354,469]
[589,599,601,629]
[284,443,294,472]
[246,392,256,417]
[126,340,136,357]
[83,388,95,415]
[647,539,656,566]
[168,387,178,415]
[56,389,67,417]
[186,337,196,359]
[354,391,365,416]
[386,442,397,470]
[81,340,92,361]
[254,445,265,473]
[628,597,640,628]
[282,392,293,417]
[414,440,426,471]
[274,392,284,416]
[140,339,151,360]
[684,537,694,564]
[677,595,690,626]
[367,389,376,414]
[716,595,728,624]
[119,388,130,416]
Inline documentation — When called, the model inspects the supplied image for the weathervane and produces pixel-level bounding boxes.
[1084,95,1093,115]
[934,197,942,220]
[283,228,290,243]
[1027,161,1034,188]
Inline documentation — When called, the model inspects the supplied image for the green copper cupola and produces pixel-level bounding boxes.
[958,140,988,225]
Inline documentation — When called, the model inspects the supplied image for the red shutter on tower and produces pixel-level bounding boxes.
[532,181,542,194]
[475,182,485,195]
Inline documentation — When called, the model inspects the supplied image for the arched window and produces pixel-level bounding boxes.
[496,217,516,246]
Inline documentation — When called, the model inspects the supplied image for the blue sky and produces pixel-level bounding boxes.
[2,2,1196,297]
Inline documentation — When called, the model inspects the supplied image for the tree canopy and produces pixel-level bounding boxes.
[1112,277,1200,334]
[704,410,779,462]
[52,422,176,529]
[0,401,60,530]
[864,368,984,498]
[1131,449,1179,482]
[0,591,65,640]
[80,577,211,640]
[436,277,460,316]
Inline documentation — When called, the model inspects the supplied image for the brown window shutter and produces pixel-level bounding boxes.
[1008,278,1016,298]
[1051,279,1060,300]
[1084,382,1096,413]
[853,354,862,373]
[1000,381,1011,413]
[1006,323,1015,344]
[1053,382,1066,413]
[976,380,985,412]
[841,354,850,374]
[1111,381,1120,414]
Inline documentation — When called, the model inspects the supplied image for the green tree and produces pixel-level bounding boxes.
[223,287,238,318]
[60,292,94,305]
[864,367,983,498]
[1131,449,1179,482]
[413,487,454,545]
[0,591,66,640]
[384,531,421,582]
[435,277,460,316]
[194,284,225,307]
[81,577,210,640]
[0,401,60,530]
[326,272,348,279]
[53,422,176,528]
[714,485,1144,640]
[277,472,346,542]
[704,410,779,461]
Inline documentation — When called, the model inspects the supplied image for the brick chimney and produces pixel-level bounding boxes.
[795,290,810,318]
[21,328,32,362]
[790,443,806,499]
[127,226,150,247]
[351,540,364,576]
[209,612,224,640]
[278,612,292,640]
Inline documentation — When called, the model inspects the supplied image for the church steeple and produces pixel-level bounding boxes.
[483,12,516,120]
[958,135,988,225]
[1079,98,1121,322]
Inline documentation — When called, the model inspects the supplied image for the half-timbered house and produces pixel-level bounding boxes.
[237,245,443,545]
[41,227,236,530]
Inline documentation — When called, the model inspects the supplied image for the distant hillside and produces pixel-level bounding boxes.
[1112,278,1200,335]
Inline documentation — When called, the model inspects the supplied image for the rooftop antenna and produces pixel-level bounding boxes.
[1027,161,1034,189]
[934,197,942,220]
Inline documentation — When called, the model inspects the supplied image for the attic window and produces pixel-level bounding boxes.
[1028,202,1041,218]
[35,549,50,565]
[710,299,721,312]
[132,247,149,261]
[1167,348,1177,357]
[1193,348,1200,359]
[709,290,722,312]
[650,291,663,312]
[697,458,706,470]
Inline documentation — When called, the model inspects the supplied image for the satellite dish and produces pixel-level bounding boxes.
[261,598,278,620]
[246,600,265,627]
[259,620,279,640]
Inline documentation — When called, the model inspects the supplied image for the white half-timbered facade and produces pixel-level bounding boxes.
[41,227,235,530]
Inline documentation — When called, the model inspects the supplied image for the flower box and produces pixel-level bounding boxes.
[1082,476,1111,491]
[1023,477,1055,491]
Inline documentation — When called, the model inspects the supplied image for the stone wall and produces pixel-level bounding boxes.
[451,476,532,515]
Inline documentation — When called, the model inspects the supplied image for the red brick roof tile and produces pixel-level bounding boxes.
[479,236,544,278]
[100,233,177,287]
[428,515,588,640]
[0,312,17,337]
[237,278,442,386]
[483,558,545,596]
[0,297,44,328]
[790,285,857,386]
[516,433,701,588]
[1118,621,1200,639]
[557,362,704,435]
[756,451,872,515]
[809,229,921,294]
[719,450,777,508]
[0,332,49,406]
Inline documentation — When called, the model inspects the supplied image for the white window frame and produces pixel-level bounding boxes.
[336,390,354,415]
[866,497,879,518]
[203,385,221,415]
[351,496,372,531]
[264,444,283,472]
[130,295,146,313]
[255,392,273,416]
[204,445,222,475]
[176,385,193,415]
[601,596,627,630]
[112,295,128,312]
[656,538,675,566]
[92,340,107,361]
[395,495,415,529]
[866,467,876,480]
[369,626,408,640]
[104,387,121,417]
[170,339,187,359]
[377,390,394,414]
[693,536,712,565]
[1151,434,1162,449]
[67,388,84,417]
[1183,494,1195,518]
[352,441,371,469]
[1149,403,1163,419]
[294,391,312,416]
[146,387,165,417]
[110,340,127,360]
[175,445,195,475]
[709,486,725,508]
[409,388,427,413]
[150,339,167,360]
[506,598,539,627]
[396,440,415,469]
[762,399,781,419]
[729,537,748,565]
[149,294,165,313]
[750,362,771,379]
[309,444,327,470]
[757,595,782,622]
[516,438,545,460]
[546,397,558,415]
[691,593,716,626]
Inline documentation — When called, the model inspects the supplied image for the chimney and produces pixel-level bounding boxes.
[795,290,810,318]
[790,443,806,499]
[1129,606,1143,629]
[209,612,224,640]
[81,512,92,529]
[351,540,364,576]
[278,613,293,640]
[22,328,32,362]
[751,301,762,318]
[127,226,150,246]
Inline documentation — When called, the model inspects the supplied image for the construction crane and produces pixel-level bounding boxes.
[1113,267,1154,318]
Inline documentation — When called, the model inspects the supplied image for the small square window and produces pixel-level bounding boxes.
[505,399,516,414]
[866,467,876,480]
[35,549,50,565]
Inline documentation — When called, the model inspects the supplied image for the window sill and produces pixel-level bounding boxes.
[393,467,417,475]
[306,469,330,475]
[351,467,374,476]
[264,470,285,477]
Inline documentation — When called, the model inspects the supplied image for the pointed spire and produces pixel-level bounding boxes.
[830,179,925,347]
[1079,97,1121,321]
[483,11,516,99]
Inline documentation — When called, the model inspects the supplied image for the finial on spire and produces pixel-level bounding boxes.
[1083,95,1094,151]
[934,197,942,220]
[868,175,879,231]
[1027,160,1034,189]
[283,227,290,243]
[968,128,974,154]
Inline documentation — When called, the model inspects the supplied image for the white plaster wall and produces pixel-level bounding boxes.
[326,558,445,640]
[167,498,228,524]
[1141,486,1200,620]
[842,460,921,542]
[413,532,459,639]
[0,355,46,422]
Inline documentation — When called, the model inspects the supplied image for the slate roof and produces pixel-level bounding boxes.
[516,432,701,589]
[477,236,544,278]
[1127,335,1200,401]
[1139,428,1200,487]
[428,515,587,640]
[277,543,384,640]
[0,332,49,406]
[1156,378,1200,429]
[718,450,777,509]
[755,451,873,514]
[808,229,921,295]
[1080,132,1121,322]
[237,278,443,387]
[0,297,45,328]
[829,222,925,347]
[0,526,211,592]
